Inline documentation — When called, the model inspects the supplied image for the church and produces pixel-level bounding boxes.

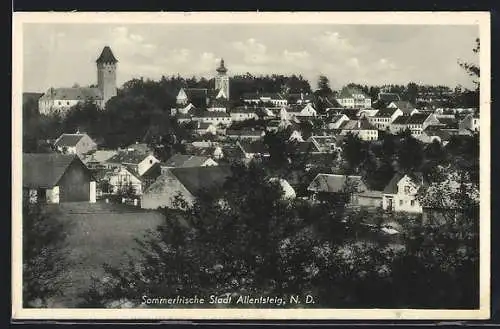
[38,46,118,115]
[174,59,230,113]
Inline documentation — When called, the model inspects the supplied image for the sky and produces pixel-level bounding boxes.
[22,23,479,93]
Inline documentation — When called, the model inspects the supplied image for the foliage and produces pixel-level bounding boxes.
[23,203,73,307]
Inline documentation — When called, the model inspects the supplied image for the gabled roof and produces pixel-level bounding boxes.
[308,174,368,193]
[41,87,103,101]
[96,46,118,64]
[82,150,118,164]
[423,127,452,141]
[406,113,430,124]
[242,92,285,100]
[392,115,411,125]
[337,87,370,99]
[383,172,423,194]
[339,119,376,130]
[107,151,154,165]
[328,114,348,123]
[54,133,88,147]
[23,153,84,188]
[390,101,416,114]
[437,117,458,128]
[374,107,399,118]
[185,88,210,100]
[164,154,214,168]
[170,166,232,197]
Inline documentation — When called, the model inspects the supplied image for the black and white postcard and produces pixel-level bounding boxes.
[12,11,491,320]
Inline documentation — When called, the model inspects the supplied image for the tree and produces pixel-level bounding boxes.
[341,133,368,174]
[458,38,480,90]
[317,75,332,94]
[396,134,424,172]
[23,203,73,307]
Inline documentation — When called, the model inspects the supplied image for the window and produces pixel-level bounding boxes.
[66,101,70,105]
[399,200,403,206]
[404,186,411,194]
[410,200,415,206]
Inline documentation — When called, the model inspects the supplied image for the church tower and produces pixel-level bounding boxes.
[214,59,229,99]
[96,46,118,108]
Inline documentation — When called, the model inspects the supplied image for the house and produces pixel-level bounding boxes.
[288,93,313,105]
[226,129,265,140]
[306,135,342,153]
[106,151,160,176]
[307,174,372,206]
[141,166,233,210]
[193,121,218,136]
[38,46,118,114]
[335,87,372,109]
[53,133,97,157]
[288,130,304,142]
[163,154,218,168]
[207,98,228,113]
[358,108,379,118]
[326,114,350,130]
[388,101,418,116]
[242,92,288,107]
[459,112,480,133]
[230,107,259,122]
[382,173,423,213]
[236,140,270,160]
[357,190,384,208]
[176,88,212,108]
[287,103,317,118]
[171,103,196,117]
[81,150,119,170]
[339,119,379,141]
[389,113,440,136]
[140,162,163,191]
[103,166,143,196]
[193,111,232,127]
[23,153,96,204]
[416,127,452,145]
[368,107,403,131]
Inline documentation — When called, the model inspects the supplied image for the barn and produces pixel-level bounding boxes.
[23,153,96,204]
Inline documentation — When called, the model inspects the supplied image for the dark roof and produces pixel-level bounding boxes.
[40,87,102,101]
[196,111,231,118]
[378,93,401,102]
[107,151,153,165]
[96,46,118,64]
[164,154,214,168]
[226,129,264,137]
[392,115,411,125]
[23,153,83,188]
[308,174,368,193]
[406,113,430,124]
[209,98,228,108]
[238,140,269,154]
[171,166,232,196]
[374,107,399,118]
[141,162,162,178]
[339,119,376,130]
[54,133,87,147]
[423,127,452,141]
[437,117,458,127]
[390,101,416,114]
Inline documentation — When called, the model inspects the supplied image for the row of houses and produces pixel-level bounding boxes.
[23,149,477,226]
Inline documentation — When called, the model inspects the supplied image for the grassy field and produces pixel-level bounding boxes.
[44,202,164,307]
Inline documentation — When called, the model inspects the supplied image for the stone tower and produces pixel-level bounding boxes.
[215,58,229,99]
[96,46,118,108]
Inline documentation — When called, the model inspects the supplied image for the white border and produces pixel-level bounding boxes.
[12,11,491,320]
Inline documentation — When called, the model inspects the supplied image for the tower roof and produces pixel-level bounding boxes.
[216,58,227,74]
[96,46,118,64]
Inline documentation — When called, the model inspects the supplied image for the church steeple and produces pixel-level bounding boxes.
[214,58,229,100]
[216,59,227,74]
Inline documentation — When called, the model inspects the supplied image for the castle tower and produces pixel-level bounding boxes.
[96,46,118,108]
[215,58,229,100]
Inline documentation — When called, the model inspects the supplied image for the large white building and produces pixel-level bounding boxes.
[38,46,118,115]
[335,87,372,109]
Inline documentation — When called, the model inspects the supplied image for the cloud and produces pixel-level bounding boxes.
[312,31,356,53]
[232,38,271,64]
